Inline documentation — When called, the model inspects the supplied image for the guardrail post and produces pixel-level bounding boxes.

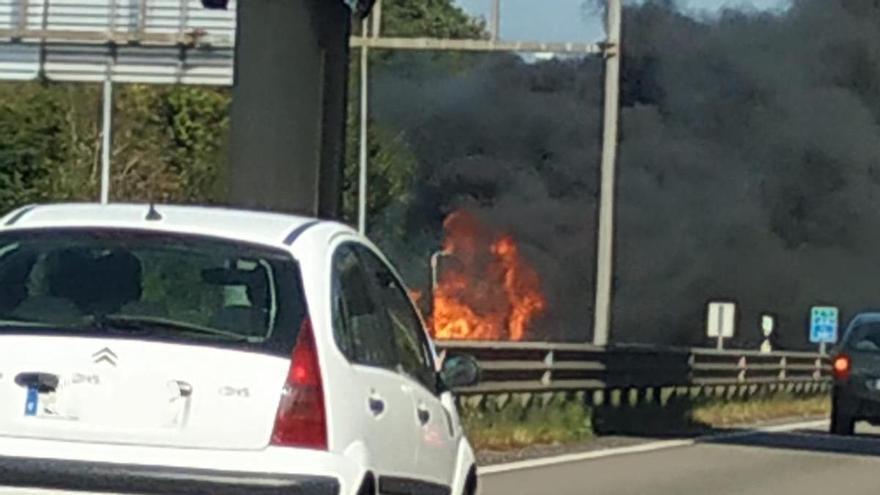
[737,356,747,383]
[779,356,787,381]
[541,350,554,386]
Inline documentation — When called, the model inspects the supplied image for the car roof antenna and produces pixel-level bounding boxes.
[146,202,163,221]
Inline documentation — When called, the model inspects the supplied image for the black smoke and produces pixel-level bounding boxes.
[370,0,880,349]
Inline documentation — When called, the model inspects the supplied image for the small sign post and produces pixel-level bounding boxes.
[760,314,775,353]
[707,302,736,350]
[809,306,839,355]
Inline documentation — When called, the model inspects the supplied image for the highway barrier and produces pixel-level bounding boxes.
[436,341,831,397]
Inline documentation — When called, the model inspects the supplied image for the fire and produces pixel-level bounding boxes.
[431,210,546,341]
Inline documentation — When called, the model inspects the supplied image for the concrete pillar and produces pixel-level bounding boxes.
[229,0,352,218]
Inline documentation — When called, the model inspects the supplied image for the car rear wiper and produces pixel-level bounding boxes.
[0,319,69,328]
[100,315,263,343]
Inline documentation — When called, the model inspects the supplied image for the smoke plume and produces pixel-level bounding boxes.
[370,0,880,348]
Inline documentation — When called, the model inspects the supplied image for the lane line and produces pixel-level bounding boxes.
[478,419,828,475]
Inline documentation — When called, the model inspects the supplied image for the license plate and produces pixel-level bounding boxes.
[23,384,68,419]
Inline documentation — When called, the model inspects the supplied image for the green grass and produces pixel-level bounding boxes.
[461,394,592,451]
[462,391,830,452]
[691,393,830,427]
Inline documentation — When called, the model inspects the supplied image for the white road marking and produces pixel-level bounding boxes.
[478,419,829,475]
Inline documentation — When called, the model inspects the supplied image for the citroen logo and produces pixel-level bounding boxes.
[92,348,118,366]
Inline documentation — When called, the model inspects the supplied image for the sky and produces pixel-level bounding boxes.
[454,0,791,42]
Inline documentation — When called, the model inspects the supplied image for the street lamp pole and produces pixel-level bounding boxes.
[591,0,623,347]
[357,15,370,234]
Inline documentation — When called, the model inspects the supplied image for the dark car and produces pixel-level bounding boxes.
[830,313,880,435]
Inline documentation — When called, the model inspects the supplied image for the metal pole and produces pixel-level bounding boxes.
[15,0,29,36]
[430,250,449,291]
[591,0,622,346]
[99,76,114,205]
[371,0,382,38]
[357,17,369,234]
[490,0,501,41]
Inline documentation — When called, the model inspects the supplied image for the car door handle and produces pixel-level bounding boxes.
[368,394,385,416]
[417,406,430,426]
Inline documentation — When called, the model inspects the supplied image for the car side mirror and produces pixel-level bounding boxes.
[440,353,480,390]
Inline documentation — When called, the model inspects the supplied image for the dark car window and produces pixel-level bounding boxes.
[0,228,305,356]
[331,244,399,370]
[356,245,438,393]
[845,321,880,353]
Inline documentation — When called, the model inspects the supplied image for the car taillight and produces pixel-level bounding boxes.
[832,354,851,381]
[271,318,327,450]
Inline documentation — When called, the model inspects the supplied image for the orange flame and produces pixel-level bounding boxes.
[431,210,545,341]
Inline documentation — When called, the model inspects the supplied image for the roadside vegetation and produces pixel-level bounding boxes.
[460,394,593,451]
[462,390,830,452]
[691,393,830,427]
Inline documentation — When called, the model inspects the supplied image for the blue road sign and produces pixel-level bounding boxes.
[810,306,839,344]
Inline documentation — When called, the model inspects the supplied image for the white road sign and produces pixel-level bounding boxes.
[707,302,736,338]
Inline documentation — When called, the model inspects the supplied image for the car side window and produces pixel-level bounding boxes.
[331,244,398,370]
[356,246,438,394]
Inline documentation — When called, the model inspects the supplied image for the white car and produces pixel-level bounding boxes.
[0,203,480,495]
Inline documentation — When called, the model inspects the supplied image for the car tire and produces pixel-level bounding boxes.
[830,391,856,436]
[463,466,478,495]
[357,472,376,495]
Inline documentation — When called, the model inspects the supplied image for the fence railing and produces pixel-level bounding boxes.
[435,341,831,396]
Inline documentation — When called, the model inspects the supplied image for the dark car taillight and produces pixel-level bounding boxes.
[832,354,851,381]
[271,319,327,450]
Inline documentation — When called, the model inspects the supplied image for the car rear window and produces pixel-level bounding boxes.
[845,320,880,353]
[0,228,306,356]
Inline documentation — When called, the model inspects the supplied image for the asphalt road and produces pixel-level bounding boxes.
[480,421,880,495]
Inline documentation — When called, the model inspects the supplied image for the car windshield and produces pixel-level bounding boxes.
[0,229,304,349]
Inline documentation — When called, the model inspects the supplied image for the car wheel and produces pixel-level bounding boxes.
[357,472,376,495]
[463,466,478,495]
[830,391,856,436]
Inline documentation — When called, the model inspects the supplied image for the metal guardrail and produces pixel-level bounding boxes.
[436,341,831,396]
